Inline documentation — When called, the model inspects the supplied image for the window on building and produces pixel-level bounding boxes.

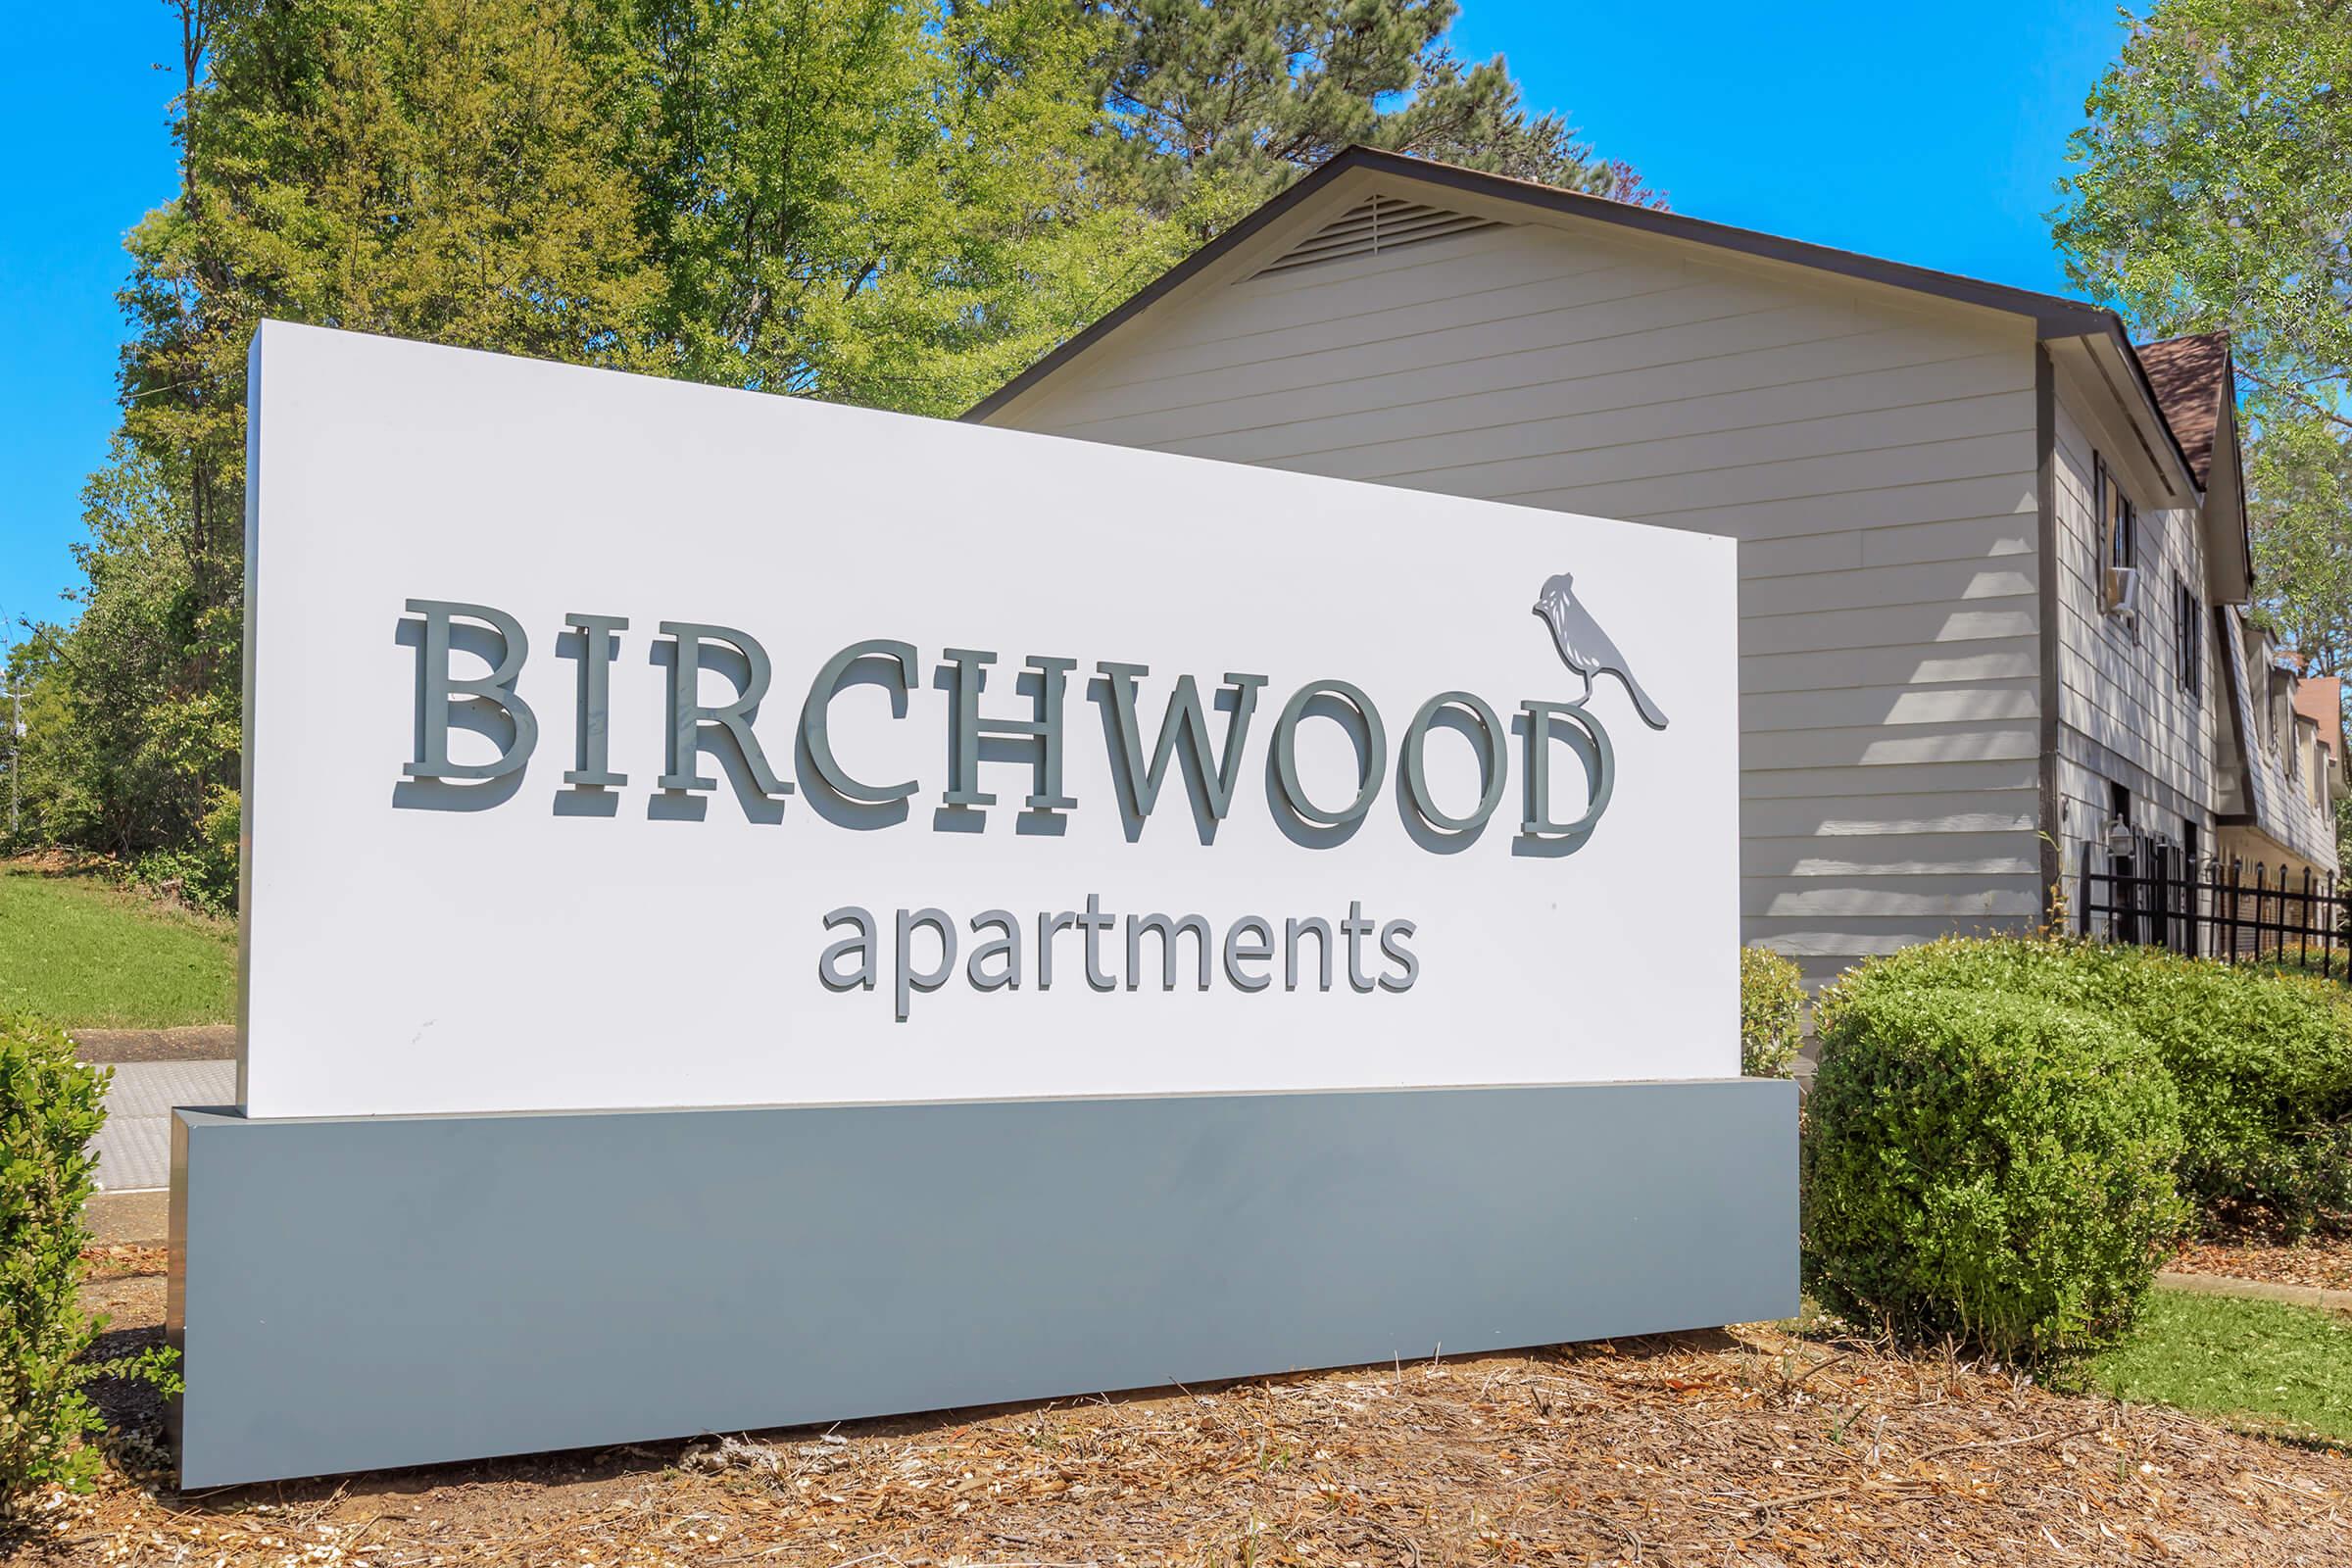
[2094,454,2137,612]
[2174,574,2203,697]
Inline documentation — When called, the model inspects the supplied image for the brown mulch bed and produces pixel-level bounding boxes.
[2176,1236,2352,1295]
[76,1245,170,1284]
[11,1277,2352,1567]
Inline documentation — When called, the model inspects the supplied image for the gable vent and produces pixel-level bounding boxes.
[1250,194,1505,278]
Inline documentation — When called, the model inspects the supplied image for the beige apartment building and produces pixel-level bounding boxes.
[971,148,2341,978]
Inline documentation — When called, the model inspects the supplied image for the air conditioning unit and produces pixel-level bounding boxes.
[2104,565,2140,618]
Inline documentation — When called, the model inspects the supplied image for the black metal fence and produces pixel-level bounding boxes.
[2079,841,2350,975]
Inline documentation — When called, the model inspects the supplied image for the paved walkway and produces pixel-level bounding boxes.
[90,1057,236,1192]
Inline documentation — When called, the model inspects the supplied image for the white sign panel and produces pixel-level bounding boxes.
[241,321,1739,1118]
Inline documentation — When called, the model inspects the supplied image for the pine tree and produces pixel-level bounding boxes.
[1090,0,1658,228]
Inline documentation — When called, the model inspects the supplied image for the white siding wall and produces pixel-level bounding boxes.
[992,214,2046,979]
[2048,376,2214,917]
[2217,616,2341,876]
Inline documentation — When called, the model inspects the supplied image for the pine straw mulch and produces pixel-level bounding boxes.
[2174,1235,2352,1295]
[13,1263,2352,1568]
[75,1246,172,1284]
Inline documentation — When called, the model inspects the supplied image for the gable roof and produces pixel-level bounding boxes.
[968,146,2198,493]
[2136,332,2232,490]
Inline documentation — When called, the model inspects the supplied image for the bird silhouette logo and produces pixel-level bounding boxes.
[1533,571,1668,731]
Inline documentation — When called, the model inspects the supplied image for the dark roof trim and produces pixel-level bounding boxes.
[2104,320,2201,495]
[968,145,2131,423]
[2219,356,2255,589]
[2077,330,2193,502]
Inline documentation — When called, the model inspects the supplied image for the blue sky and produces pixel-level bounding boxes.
[1445,2,2130,291]
[1,4,183,644]
[0,2,2132,639]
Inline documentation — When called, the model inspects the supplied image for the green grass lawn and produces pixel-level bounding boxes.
[2071,1288,2352,1447]
[0,861,237,1029]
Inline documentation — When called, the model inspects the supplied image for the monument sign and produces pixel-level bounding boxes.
[168,321,1793,1487]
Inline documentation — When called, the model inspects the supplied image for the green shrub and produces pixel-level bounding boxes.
[2093,958,2352,1236]
[1739,946,1804,1078]
[127,785,239,914]
[1822,937,2352,1238]
[1,1013,110,1495]
[0,1015,177,1499]
[1803,984,2188,1357]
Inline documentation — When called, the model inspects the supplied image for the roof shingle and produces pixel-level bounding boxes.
[2134,332,2231,490]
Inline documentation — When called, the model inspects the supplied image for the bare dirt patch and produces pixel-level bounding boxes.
[72,1025,239,1064]
[14,1283,2352,1566]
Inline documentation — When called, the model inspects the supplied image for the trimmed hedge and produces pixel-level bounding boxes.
[2,1013,109,1495]
[1803,984,2188,1357]
[1739,946,1803,1078]
[1820,938,2352,1238]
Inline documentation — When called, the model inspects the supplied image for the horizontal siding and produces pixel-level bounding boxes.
[1741,637,2038,694]
[1095,256,1699,390]
[1072,272,1817,425]
[1128,223,1620,349]
[1622,472,2035,543]
[1742,678,2039,735]
[1743,514,2034,579]
[997,212,2047,975]
[2048,375,2221,916]
[1333,390,2028,502]
[1741,875,2040,918]
[1740,557,2034,618]
[1741,790,2039,838]
[1745,720,2038,772]
[1438,430,2035,516]
[1739,758,2038,801]
[1741,831,2040,877]
[1741,601,2035,657]
[1169,343,2025,474]
[1054,301,1884,450]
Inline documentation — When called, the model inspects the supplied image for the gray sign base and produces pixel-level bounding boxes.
[170,1080,1796,1487]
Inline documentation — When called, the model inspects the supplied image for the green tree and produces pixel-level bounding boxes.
[19,0,1643,900]
[5,450,238,870]
[2053,0,2352,672]
[1091,0,1658,226]
[634,0,1191,414]
[13,0,667,901]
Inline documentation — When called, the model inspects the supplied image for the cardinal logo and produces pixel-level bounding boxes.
[1533,571,1668,731]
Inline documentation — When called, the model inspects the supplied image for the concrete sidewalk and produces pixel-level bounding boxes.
[90,1057,236,1193]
